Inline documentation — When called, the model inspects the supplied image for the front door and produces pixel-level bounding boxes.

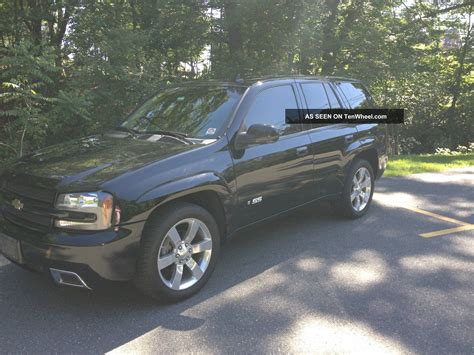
[231,84,314,227]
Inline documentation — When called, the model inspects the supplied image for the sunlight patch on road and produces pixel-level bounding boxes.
[223,268,287,301]
[374,192,473,238]
[373,192,419,208]
[329,250,387,291]
[295,257,324,272]
[406,169,474,184]
[373,190,469,226]
[0,255,9,267]
[399,254,474,274]
[288,316,408,354]
[106,326,214,355]
[450,237,474,257]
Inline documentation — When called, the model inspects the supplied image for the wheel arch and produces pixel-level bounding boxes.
[137,173,233,242]
[159,190,228,243]
[353,148,379,178]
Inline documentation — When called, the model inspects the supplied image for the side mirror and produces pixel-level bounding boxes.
[234,124,279,149]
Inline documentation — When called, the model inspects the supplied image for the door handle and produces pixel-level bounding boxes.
[296,146,309,157]
[345,134,354,143]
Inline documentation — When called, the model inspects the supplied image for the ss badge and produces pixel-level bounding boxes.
[247,196,263,206]
[12,199,24,211]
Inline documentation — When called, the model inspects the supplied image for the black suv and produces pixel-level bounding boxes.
[0,76,387,302]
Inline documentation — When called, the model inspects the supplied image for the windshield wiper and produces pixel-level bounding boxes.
[145,130,193,143]
[114,126,139,138]
[114,126,193,144]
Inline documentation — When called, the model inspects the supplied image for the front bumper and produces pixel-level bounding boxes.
[0,212,145,289]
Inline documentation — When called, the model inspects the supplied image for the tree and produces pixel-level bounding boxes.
[0,0,472,160]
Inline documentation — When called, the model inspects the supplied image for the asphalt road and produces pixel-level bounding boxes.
[0,168,473,354]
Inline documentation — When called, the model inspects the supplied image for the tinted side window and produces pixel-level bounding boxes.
[337,82,371,108]
[244,85,300,136]
[324,84,342,108]
[301,83,330,108]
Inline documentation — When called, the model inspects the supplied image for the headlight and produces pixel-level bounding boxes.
[54,192,114,230]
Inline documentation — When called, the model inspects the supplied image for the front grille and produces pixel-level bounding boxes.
[0,177,56,233]
[3,180,55,204]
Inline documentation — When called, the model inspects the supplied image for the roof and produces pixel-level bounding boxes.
[162,75,360,90]
[242,75,360,85]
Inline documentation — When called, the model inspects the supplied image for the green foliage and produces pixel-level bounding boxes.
[435,142,474,155]
[0,0,472,161]
[385,153,474,176]
[0,43,59,159]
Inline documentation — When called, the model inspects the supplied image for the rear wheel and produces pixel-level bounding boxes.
[336,159,375,219]
[134,202,220,302]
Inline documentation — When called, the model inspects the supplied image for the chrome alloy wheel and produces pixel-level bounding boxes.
[157,218,213,291]
[351,167,372,212]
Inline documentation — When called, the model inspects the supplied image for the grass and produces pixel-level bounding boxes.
[384,153,474,177]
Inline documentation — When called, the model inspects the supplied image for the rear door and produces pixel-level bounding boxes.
[299,81,357,197]
[231,83,314,227]
[333,81,381,164]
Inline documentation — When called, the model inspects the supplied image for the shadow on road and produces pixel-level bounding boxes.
[0,173,472,353]
[377,168,474,223]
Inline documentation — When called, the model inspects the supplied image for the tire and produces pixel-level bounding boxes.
[134,202,220,302]
[336,158,375,219]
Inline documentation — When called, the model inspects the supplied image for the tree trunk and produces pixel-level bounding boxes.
[321,0,340,75]
[321,0,364,75]
[224,0,243,78]
[449,5,472,111]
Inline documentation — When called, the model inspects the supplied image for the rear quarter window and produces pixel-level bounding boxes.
[336,82,373,108]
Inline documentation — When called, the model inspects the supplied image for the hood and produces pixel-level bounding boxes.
[5,134,201,190]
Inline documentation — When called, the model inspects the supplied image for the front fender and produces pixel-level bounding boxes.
[138,172,231,203]
[133,172,234,220]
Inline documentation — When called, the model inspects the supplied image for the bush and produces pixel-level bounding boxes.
[434,143,474,155]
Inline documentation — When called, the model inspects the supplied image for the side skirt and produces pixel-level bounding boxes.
[225,192,342,241]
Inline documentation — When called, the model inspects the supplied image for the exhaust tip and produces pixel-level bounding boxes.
[50,268,92,290]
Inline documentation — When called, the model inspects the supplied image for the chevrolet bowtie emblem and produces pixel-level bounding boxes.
[12,199,24,210]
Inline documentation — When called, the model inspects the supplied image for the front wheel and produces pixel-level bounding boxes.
[134,203,220,302]
[336,159,375,219]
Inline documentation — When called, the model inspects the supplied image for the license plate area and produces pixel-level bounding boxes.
[0,232,23,264]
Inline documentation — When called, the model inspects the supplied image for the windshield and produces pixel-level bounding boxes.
[121,86,246,139]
